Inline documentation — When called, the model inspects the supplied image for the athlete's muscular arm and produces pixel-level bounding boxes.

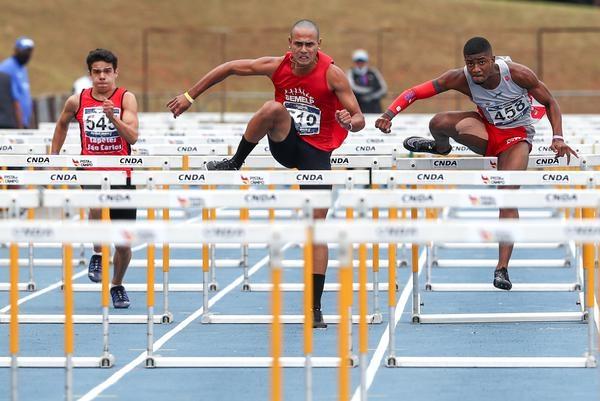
[104,92,139,145]
[375,69,468,133]
[50,95,79,155]
[510,63,577,162]
[167,57,284,118]
[327,64,365,132]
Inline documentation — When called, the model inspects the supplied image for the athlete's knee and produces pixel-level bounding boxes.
[499,208,519,219]
[429,113,451,133]
[258,100,287,118]
[115,246,131,256]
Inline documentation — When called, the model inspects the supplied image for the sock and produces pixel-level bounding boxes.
[312,274,326,310]
[231,136,258,168]
[93,250,101,256]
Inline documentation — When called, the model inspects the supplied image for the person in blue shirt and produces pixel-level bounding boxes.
[0,37,34,128]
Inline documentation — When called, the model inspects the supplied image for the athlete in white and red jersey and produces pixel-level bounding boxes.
[375,37,577,291]
[51,49,139,309]
[167,19,365,328]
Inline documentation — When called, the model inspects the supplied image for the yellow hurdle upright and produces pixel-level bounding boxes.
[9,242,19,401]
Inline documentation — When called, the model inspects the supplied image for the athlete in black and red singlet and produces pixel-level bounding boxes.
[51,48,139,308]
[167,19,365,328]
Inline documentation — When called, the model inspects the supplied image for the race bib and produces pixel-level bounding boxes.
[284,102,321,135]
[485,97,530,127]
[83,107,120,138]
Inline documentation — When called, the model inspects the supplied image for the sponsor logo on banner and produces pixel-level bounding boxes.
[545,193,577,203]
[135,148,149,156]
[375,226,418,240]
[453,145,469,152]
[535,157,560,166]
[207,138,225,144]
[177,146,199,152]
[296,173,324,183]
[203,227,245,239]
[177,173,206,183]
[355,145,376,152]
[416,173,444,182]
[468,195,497,206]
[26,156,50,165]
[99,193,131,203]
[488,160,497,169]
[566,226,600,239]
[367,138,384,144]
[542,173,569,183]
[481,175,505,185]
[0,175,19,184]
[0,145,14,151]
[536,145,551,153]
[72,158,94,167]
[12,227,54,239]
[244,193,277,203]
[330,157,350,165]
[177,196,204,208]
[119,157,143,165]
[479,229,513,242]
[9,138,24,144]
[121,229,156,243]
[168,139,184,144]
[241,174,266,185]
[50,173,78,182]
[432,160,457,167]
[401,194,434,204]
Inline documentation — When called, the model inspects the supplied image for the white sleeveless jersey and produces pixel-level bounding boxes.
[464,58,537,129]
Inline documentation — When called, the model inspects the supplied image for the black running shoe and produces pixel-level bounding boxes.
[312,309,328,329]
[493,267,512,290]
[110,285,131,309]
[403,136,451,155]
[88,254,102,283]
[205,158,239,171]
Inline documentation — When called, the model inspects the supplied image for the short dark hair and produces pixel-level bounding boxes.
[290,19,320,38]
[86,49,118,71]
[463,37,492,56]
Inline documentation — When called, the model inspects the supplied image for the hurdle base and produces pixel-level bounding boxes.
[0,356,113,368]
[72,283,204,292]
[434,259,569,268]
[0,314,166,324]
[245,282,392,292]
[201,314,381,325]
[148,356,356,368]
[425,283,581,292]
[414,312,586,324]
[0,283,35,292]
[386,356,594,368]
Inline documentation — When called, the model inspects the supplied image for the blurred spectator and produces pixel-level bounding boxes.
[0,71,17,128]
[0,37,34,128]
[346,49,387,113]
[72,74,92,94]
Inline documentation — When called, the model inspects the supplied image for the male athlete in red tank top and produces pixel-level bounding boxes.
[51,49,139,309]
[167,19,365,328]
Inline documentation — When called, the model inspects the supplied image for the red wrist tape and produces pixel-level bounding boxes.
[387,81,438,115]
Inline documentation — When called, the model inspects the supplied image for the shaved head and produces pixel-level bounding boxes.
[290,19,320,38]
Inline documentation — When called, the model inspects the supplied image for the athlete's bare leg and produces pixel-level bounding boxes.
[496,141,530,270]
[89,208,103,253]
[428,111,489,155]
[243,100,292,144]
[112,246,132,286]
[313,208,328,275]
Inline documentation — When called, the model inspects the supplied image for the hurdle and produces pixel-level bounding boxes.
[315,219,597,368]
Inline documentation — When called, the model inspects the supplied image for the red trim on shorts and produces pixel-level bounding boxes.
[482,120,531,157]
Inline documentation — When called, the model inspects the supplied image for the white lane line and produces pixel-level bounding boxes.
[78,243,291,401]
[351,250,425,401]
[0,215,203,313]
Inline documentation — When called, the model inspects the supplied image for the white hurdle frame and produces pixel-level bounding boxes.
[315,219,597,368]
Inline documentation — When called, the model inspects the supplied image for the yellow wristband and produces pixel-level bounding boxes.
[183,92,194,104]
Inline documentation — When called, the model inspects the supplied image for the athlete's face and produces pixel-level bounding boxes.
[89,61,118,93]
[288,27,321,67]
[464,52,495,84]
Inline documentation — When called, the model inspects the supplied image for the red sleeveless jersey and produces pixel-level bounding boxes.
[271,51,347,152]
[76,87,130,157]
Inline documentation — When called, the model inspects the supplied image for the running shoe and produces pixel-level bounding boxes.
[205,158,239,170]
[110,285,131,309]
[88,254,102,283]
[313,309,328,329]
[403,136,451,155]
[493,267,512,290]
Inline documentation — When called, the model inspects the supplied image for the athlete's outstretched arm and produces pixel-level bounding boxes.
[50,95,78,155]
[105,92,139,145]
[510,64,577,162]
[327,64,365,132]
[167,56,283,118]
[375,69,466,133]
